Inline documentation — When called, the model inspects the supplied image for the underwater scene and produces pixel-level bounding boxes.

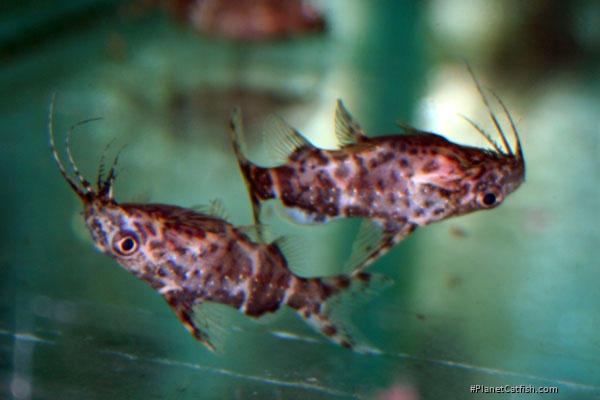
[1,1,600,399]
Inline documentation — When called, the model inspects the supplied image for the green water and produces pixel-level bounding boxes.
[2,1,600,399]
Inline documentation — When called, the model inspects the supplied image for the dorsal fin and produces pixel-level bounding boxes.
[335,99,367,146]
[207,199,229,221]
[191,199,229,221]
[263,114,312,164]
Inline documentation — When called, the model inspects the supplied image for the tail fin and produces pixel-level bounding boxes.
[290,272,392,354]
[228,106,251,176]
[229,106,264,225]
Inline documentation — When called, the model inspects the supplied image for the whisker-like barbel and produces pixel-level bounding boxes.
[466,64,513,156]
[99,144,125,200]
[48,93,88,200]
[65,117,103,195]
[458,113,504,154]
[97,138,117,191]
[489,89,523,160]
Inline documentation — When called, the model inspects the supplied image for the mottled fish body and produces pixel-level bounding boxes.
[48,100,385,353]
[229,71,525,273]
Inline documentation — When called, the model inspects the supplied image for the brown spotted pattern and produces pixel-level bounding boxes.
[48,100,384,353]
[267,134,523,230]
[230,89,525,274]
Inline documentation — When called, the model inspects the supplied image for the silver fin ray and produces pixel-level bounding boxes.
[263,114,312,164]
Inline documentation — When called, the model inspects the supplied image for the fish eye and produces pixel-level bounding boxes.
[112,231,139,256]
[477,188,503,208]
[483,193,497,206]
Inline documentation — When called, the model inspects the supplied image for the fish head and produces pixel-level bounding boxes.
[442,68,526,218]
[83,200,147,269]
[48,98,157,276]
[454,147,525,215]
[48,102,224,283]
[401,127,524,224]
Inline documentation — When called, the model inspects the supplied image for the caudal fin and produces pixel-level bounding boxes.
[290,272,392,354]
[228,106,250,173]
[228,106,265,226]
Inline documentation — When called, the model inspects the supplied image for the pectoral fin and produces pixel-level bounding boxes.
[164,293,226,353]
[344,219,417,275]
[343,219,389,273]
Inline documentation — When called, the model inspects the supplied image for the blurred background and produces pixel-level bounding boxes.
[1,0,599,399]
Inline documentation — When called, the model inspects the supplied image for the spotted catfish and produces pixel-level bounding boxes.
[229,71,525,274]
[48,99,387,353]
